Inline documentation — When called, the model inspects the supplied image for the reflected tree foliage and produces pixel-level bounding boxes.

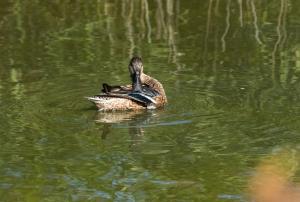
[0,0,298,110]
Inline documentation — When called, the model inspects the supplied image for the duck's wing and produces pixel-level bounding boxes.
[141,85,160,97]
[87,92,156,106]
[105,92,156,105]
[102,83,158,99]
[101,83,132,94]
[127,92,157,105]
[92,83,158,106]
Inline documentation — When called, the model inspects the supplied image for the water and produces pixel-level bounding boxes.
[0,1,300,201]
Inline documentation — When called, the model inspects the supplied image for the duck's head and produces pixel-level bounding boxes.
[128,56,144,92]
[128,56,143,77]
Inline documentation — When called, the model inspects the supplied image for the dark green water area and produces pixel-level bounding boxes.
[0,1,300,201]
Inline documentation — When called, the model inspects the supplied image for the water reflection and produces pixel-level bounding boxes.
[95,111,149,141]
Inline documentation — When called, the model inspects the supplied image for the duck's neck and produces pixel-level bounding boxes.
[141,73,167,102]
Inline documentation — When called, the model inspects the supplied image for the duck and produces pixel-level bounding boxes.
[87,57,167,111]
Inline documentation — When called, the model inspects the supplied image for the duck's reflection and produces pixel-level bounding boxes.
[94,110,158,144]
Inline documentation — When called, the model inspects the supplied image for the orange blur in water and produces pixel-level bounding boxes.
[249,152,300,202]
[248,151,300,202]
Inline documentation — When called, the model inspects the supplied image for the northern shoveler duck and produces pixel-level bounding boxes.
[87,57,167,111]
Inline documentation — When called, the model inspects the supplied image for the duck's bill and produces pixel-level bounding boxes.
[132,72,143,92]
[85,96,102,102]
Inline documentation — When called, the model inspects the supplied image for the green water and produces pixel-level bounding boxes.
[1,0,300,201]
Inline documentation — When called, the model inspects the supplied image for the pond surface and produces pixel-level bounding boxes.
[0,1,300,201]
